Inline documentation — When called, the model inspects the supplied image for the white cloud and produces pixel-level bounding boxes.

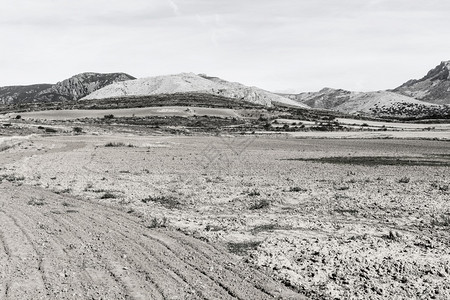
[0,0,450,92]
[167,0,180,15]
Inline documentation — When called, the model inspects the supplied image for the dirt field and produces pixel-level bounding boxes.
[1,132,449,299]
[0,179,301,299]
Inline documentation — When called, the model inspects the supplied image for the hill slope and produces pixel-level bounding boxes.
[393,61,450,105]
[281,88,449,118]
[333,91,447,118]
[0,72,135,104]
[280,88,357,110]
[83,73,309,108]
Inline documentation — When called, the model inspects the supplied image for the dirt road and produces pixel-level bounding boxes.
[0,183,303,300]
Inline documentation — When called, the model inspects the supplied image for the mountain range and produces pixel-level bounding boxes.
[279,60,450,118]
[1,61,450,119]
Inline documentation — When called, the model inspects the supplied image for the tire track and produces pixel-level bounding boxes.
[68,202,301,299]
[0,210,47,300]
[0,182,305,300]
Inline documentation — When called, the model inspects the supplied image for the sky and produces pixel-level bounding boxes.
[1,0,450,92]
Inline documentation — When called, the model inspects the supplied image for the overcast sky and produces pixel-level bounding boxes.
[1,0,450,92]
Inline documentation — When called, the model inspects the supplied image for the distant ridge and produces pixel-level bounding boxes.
[0,72,135,104]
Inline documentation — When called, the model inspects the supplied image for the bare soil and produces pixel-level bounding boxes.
[1,130,449,299]
[0,182,301,300]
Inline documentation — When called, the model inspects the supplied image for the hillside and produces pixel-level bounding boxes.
[82,73,308,108]
[0,72,135,104]
[333,91,448,118]
[279,61,450,119]
[393,61,450,105]
[280,88,357,110]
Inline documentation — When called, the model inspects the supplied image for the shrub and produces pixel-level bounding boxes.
[141,195,180,209]
[28,198,45,206]
[228,241,262,255]
[104,114,115,119]
[105,142,126,147]
[431,214,450,227]
[100,192,117,199]
[288,186,307,192]
[247,189,261,197]
[249,199,270,210]
[147,216,168,228]
[383,230,402,241]
[399,177,410,184]
[45,127,58,133]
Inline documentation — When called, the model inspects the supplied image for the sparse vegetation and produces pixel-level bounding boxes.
[383,230,402,241]
[228,241,262,255]
[399,176,410,184]
[287,186,307,192]
[28,198,45,206]
[147,216,169,228]
[141,195,181,209]
[249,199,270,210]
[430,214,450,227]
[247,189,261,196]
[100,192,117,199]
[104,142,136,147]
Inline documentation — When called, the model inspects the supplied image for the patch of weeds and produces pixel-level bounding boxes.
[105,142,135,147]
[66,210,78,214]
[58,188,72,194]
[228,241,262,255]
[247,189,261,197]
[0,144,14,152]
[1,174,25,182]
[141,195,181,209]
[439,185,449,192]
[100,192,117,199]
[205,224,223,232]
[335,208,358,215]
[431,214,450,227]
[399,177,410,184]
[335,185,350,191]
[28,198,45,206]
[284,156,450,167]
[44,127,58,133]
[432,182,449,192]
[383,230,402,241]
[147,216,168,228]
[249,199,270,210]
[287,186,307,192]
[61,201,74,207]
[251,223,278,234]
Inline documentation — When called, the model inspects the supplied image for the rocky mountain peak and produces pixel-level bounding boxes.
[393,61,450,105]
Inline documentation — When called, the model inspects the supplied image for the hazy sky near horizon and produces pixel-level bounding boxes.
[1,0,450,92]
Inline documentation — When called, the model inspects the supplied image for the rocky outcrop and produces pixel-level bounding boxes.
[393,61,450,105]
[0,72,135,104]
